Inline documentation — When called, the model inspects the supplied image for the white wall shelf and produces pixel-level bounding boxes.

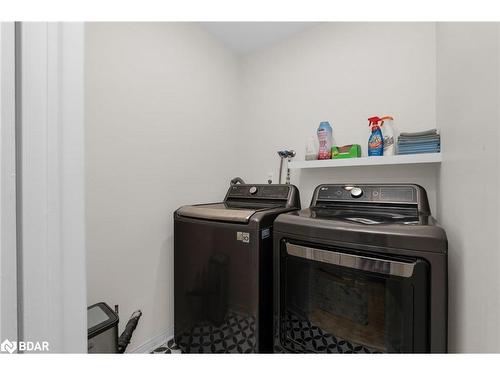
[288,153,442,169]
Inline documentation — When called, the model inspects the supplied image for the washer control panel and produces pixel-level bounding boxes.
[316,184,417,204]
[228,184,290,199]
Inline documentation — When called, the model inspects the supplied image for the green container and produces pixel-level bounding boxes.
[332,144,362,159]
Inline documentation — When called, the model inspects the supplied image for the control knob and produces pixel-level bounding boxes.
[249,186,258,195]
[350,187,363,198]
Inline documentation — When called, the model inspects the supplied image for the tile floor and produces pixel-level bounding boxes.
[152,310,379,354]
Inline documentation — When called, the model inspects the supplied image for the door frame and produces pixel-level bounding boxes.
[0,21,18,345]
[14,22,86,353]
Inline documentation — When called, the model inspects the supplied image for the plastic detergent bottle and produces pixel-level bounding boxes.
[368,116,384,156]
[305,137,318,160]
[380,115,395,156]
[317,121,333,160]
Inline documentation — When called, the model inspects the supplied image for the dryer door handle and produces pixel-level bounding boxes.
[285,243,416,278]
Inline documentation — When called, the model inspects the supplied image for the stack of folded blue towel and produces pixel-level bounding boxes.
[397,129,440,155]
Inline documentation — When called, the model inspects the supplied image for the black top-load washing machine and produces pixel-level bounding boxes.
[273,184,447,354]
[174,183,300,353]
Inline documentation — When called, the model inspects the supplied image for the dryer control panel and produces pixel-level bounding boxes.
[314,184,428,212]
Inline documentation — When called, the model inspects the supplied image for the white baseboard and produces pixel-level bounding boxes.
[128,328,174,353]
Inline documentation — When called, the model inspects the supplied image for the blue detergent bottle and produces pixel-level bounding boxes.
[368,116,384,156]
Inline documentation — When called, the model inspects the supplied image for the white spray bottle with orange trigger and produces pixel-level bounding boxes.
[380,116,395,156]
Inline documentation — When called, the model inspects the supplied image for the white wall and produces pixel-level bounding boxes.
[239,23,439,212]
[85,23,241,351]
[87,22,500,353]
[436,23,500,352]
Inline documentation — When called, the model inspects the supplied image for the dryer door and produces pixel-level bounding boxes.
[278,241,429,353]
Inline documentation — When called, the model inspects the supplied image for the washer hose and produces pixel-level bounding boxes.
[230,177,245,185]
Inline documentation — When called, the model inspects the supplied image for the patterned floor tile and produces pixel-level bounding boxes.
[279,310,382,353]
[153,310,381,354]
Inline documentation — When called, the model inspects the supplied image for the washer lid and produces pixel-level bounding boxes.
[177,202,281,223]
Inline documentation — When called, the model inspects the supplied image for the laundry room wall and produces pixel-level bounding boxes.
[85,23,241,351]
[436,23,500,352]
[238,23,439,213]
[84,22,498,354]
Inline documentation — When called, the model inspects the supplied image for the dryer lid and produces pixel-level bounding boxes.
[311,204,421,225]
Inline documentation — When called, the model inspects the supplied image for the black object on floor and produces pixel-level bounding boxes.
[117,310,142,353]
[88,302,119,353]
